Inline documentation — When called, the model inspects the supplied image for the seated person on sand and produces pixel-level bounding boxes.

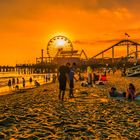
[81,80,88,87]
[34,80,40,87]
[126,83,136,101]
[81,77,93,87]
[109,87,125,97]
[93,73,106,85]
[93,73,99,84]
[15,85,19,90]
[125,83,140,101]
[96,80,105,85]
[95,75,105,85]
[109,87,119,97]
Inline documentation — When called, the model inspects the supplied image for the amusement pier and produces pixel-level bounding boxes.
[0,35,140,76]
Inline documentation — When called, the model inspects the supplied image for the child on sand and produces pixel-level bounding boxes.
[34,80,40,87]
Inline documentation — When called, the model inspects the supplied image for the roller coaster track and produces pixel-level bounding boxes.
[91,39,140,59]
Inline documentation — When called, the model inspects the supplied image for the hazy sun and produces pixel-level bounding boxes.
[56,39,65,47]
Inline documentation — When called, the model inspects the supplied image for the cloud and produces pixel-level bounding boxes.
[73,40,95,45]
[73,39,120,46]
[0,0,139,20]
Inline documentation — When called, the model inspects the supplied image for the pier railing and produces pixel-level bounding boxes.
[126,65,140,77]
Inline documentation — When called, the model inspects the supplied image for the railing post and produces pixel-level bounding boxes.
[127,43,129,60]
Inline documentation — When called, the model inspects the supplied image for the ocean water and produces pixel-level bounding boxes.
[0,72,55,93]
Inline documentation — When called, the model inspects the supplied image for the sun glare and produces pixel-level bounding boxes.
[56,39,65,47]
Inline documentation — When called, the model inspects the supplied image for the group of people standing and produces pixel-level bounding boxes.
[8,77,27,90]
[8,77,20,89]
[58,62,77,101]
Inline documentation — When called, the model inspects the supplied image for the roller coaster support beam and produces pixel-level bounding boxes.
[127,43,129,59]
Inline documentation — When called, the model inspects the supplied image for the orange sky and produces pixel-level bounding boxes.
[0,0,140,65]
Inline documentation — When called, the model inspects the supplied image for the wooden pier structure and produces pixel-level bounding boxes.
[90,39,140,64]
[0,66,15,72]
[15,63,57,74]
[1,39,140,74]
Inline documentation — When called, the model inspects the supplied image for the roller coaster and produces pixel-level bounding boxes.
[90,39,140,63]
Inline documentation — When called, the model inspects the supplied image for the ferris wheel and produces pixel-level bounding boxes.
[47,35,73,57]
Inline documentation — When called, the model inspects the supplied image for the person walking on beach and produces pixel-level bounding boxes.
[22,78,25,88]
[16,78,19,84]
[8,79,12,90]
[58,63,70,101]
[29,77,33,84]
[69,62,77,98]
[12,78,15,88]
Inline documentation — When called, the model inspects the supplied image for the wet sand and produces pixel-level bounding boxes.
[0,73,140,139]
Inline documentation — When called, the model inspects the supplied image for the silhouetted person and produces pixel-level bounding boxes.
[69,62,77,98]
[93,73,100,84]
[45,75,48,82]
[109,87,118,97]
[34,80,40,87]
[12,78,15,88]
[29,77,33,84]
[58,63,70,101]
[8,79,12,90]
[52,74,56,83]
[22,78,25,88]
[126,83,135,101]
[17,78,19,84]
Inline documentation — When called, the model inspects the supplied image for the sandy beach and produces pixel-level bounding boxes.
[0,73,140,140]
